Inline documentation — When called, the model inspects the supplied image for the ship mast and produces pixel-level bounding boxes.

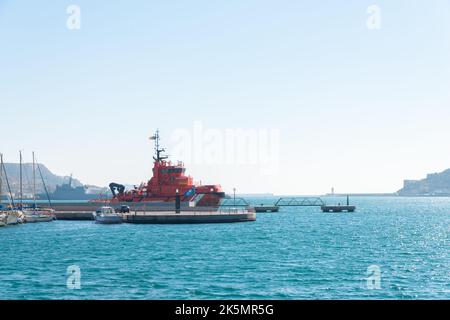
[151,129,168,162]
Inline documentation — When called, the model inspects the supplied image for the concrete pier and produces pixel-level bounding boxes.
[51,202,220,213]
[321,205,356,213]
[55,209,256,224]
[254,205,279,213]
[55,211,93,220]
[124,210,256,224]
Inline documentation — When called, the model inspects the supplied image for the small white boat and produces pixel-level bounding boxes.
[93,206,123,224]
[23,209,55,223]
[36,208,56,220]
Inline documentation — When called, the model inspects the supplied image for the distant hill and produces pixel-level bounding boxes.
[0,163,84,197]
[398,169,450,196]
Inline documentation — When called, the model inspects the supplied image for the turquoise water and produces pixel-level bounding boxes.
[0,196,449,299]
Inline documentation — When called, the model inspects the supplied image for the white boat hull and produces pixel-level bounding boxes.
[0,211,24,226]
[23,210,54,223]
[94,215,123,224]
[6,215,19,225]
[24,215,54,223]
[93,206,123,224]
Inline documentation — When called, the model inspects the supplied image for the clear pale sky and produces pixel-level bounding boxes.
[1,0,449,195]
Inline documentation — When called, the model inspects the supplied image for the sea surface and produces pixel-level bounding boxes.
[0,196,449,300]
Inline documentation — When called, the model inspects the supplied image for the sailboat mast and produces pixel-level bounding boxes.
[20,150,23,209]
[1,155,15,208]
[33,152,36,208]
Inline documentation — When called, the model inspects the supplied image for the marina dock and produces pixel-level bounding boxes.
[321,195,356,212]
[55,211,94,220]
[254,205,279,213]
[124,210,256,224]
[55,209,256,224]
[321,205,356,212]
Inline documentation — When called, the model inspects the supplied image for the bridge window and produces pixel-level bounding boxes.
[160,168,185,174]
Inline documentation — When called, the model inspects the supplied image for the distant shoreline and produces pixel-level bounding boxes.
[323,193,450,197]
[324,193,397,197]
[237,193,450,198]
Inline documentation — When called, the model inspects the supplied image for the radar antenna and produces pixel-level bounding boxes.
[150,129,168,162]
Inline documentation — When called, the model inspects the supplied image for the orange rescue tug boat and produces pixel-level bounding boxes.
[107,130,225,208]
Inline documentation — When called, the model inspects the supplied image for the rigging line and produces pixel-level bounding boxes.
[23,160,32,197]
[36,158,52,208]
[1,156,16,208]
